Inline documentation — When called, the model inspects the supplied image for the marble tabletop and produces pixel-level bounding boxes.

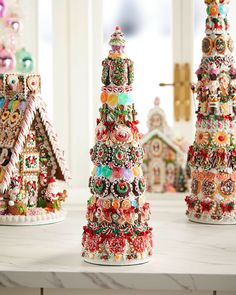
[0,189,236,291]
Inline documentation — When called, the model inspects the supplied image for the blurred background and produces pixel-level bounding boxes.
[9,0,236,190]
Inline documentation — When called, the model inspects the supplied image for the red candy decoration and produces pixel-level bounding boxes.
[107,237,126,254]
[132,236,147,253]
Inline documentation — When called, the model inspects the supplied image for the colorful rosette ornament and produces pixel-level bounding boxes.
[82,26,153,265]
[186,0,236,224]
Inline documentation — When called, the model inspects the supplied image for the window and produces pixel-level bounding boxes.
[38,0,53,118]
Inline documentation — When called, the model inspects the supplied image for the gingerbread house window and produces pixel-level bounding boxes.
[26,130,36,149]
[22,152,40,173]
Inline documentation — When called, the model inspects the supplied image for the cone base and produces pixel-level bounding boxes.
[83,257,150,266]
[187,212,236,225]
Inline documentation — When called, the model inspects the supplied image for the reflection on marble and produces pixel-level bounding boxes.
[44,289,212,295]
[0,288,39,295]
[0,189,236,291]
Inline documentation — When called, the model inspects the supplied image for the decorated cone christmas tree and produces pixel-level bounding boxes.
[185,0,236,224]
[82,27,153,265]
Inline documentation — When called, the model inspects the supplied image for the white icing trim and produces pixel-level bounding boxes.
[36,96,71,183]
[142,129,186,160]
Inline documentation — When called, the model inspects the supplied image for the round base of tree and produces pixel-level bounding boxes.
[83,256,150,266]
[187,212,236,225]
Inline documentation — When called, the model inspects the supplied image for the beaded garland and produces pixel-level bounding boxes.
[89,176,146,202]
[186,0,236,224]
[82,27,152,265]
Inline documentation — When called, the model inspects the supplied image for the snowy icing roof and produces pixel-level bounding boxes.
[142,128,186,160]
[0,73,70,192]
[146,97,167,130]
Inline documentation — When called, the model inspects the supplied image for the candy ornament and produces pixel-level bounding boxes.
[15,48,34,73]
[6,14,21,33]
[0,47,15,73]
[0,0,7,18]
[219,4,228,16]
[111,125,133,144]
[107,93,118,106]
[0,0,35,73]
[209,4,218,16]
[95,123,109,142]
[7,74,19,90]
[0,97,5,108]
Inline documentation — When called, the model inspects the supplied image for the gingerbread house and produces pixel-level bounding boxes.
[142,97,188,193]
[0,73,70,225]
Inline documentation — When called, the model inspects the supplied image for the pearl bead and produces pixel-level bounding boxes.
[8,200,14,206]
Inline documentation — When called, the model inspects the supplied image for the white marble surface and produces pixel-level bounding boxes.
[0,189,236,291]
[0,289,214,295]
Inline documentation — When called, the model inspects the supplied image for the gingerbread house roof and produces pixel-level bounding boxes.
[0,73,70,192]
[147,96,168,131]
[142,128,186,160]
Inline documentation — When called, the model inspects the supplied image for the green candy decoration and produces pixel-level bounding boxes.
[15,48,34,73]
[8,99,14,111]
[95,182,104,193]
[112,58,126,86]
[102,58,110,85]
[128,61,134,85]
[102,165,112,178]
[118,93,128,105]
[38,198,46,208]
[117,183,128,193]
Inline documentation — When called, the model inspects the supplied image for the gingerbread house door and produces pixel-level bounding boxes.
[149,159,165,193]
[165,162,176,191]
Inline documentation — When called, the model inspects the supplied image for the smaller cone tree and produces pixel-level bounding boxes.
[186,0,236,224]
[82,27,153,265]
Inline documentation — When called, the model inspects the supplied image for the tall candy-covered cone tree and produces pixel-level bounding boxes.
[186,0,236,224]
[82,27,153,265]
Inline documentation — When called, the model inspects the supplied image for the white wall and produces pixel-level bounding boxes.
[51,0,103,189]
